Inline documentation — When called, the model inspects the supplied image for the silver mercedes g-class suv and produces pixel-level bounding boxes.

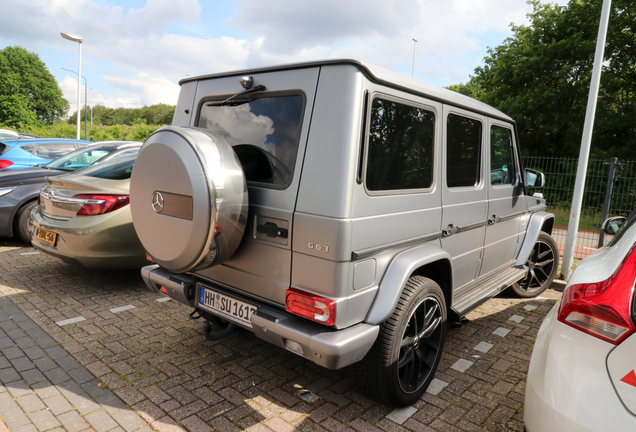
[129,59,556,407]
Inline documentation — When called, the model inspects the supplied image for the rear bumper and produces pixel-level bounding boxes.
[141,265,379,370]
[524,304,636,431]
[31,206,148,269]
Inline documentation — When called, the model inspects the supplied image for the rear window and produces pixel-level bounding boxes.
[74,152,137,180]
[0,144,7,156]
[197,94,304,188]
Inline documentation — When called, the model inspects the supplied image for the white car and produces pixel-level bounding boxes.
[0,128,19,140]
[525,214,636,431]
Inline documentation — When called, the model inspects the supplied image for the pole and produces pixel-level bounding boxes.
[60,32,83,139]
[598,157,623,247]
[62,68,87,139]
[561,0,612,279]
[76,43,82,139]
[411,38,418,77]
[84,79,87,140]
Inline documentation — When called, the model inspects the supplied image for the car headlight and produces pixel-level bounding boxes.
[0,186,16,197]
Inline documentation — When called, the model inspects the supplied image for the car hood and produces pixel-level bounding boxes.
[0,167,66,187]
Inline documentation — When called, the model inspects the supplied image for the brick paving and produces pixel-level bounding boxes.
[0,239,562,432]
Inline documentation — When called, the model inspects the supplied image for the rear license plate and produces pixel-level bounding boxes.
[198,287,257,328]
[33,227,57,245]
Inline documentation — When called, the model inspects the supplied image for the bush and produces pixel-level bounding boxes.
[14,122,161,142]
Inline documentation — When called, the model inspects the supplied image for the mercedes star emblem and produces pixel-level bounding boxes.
[151,191,164,213]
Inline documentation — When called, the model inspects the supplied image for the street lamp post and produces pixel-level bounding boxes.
[62,68,88,140]
[560,0,613,279]
[412,38,418,77]
[107,115,115,125]
[60,32,83,140]
[89,88,93,125]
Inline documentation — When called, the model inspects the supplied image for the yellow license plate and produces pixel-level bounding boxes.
[33,227,57,245]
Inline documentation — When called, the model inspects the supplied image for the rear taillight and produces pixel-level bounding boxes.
[0,159,13,169]
[285,288,336,326]
[73,194,130,216]
[557,244,636,344]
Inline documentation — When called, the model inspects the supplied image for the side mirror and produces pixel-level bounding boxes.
[602,216,626,235]
[525,169,545,188]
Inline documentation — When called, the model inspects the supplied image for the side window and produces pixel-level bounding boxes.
[35,143,78,160]
[366,98,435,191]
[490,126,517,185]
[19,144,36,155]
[446,114,482,187]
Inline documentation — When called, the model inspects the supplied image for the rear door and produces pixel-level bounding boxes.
[440,106,488,291]
[192,68,321,306]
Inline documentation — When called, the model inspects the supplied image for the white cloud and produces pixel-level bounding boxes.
[2,0,572,110]
[60,73,179,112]
[101,73,180,107]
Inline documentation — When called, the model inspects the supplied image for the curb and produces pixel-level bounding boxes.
[550,279,567,292]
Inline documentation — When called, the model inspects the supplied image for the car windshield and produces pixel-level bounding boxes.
[73,151,138,180]
[44,146,113,171]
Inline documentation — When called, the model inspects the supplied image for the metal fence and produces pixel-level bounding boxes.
[521,156,636,259]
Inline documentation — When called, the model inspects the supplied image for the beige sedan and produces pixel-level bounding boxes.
[31,150,149,269]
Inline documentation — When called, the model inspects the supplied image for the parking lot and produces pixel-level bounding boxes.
[0,238,562,432]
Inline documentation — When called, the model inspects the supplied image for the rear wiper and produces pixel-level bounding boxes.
[207,85,266,107]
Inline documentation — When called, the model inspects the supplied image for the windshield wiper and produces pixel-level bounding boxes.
[207,85,266,107]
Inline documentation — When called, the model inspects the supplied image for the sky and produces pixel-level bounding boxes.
[0,0,569,116]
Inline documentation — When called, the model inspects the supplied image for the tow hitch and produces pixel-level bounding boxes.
[189,309,236,341]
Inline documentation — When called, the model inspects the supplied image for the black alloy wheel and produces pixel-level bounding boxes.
[397,296,443,394]
[353,276,447,407]
[510,232,559,298]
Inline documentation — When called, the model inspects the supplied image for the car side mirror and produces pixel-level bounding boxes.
[525,169,545,188]
[602,216,626,235]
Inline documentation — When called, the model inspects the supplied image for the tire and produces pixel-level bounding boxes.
[354,276,447,407]
[130,126,248,272]
[508,232,559,298]
[14,201,37,243]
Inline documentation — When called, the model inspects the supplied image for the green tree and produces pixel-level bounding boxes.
[453,0,636,158]
[0,46,69,127]
[69,103,175,126]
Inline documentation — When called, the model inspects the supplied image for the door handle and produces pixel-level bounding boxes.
[257,222,288,238]
[487,215,502,225]
[442,224,459,237]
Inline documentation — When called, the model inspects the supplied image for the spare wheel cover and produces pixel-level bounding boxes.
[130,126,248,272]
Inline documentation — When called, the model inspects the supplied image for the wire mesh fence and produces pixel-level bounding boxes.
[522,156,636,259]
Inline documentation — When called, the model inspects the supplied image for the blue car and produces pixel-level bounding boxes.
[0,138,90,170]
